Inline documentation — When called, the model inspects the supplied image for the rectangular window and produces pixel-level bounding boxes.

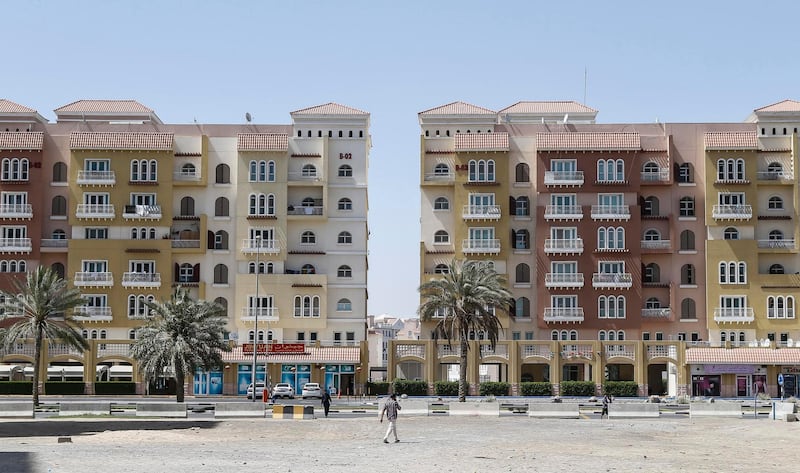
[85,159,110,171]
[524,331,534,340]
[551,261,578,273]
[512,331,521,340]
[691,332,699,342]
[677,333,686,341]
[346,332,355,342]
[598,261,624,274]
[550,193,577,207]
[333,332,342,345]
[128,260,155,273]
[551,159,577,172]
[309,332,317,342]
[85,228,108,239]
[82,260,108,272]
[718,192,745,206]
[551,295,578,308]
[655,332,663,341]
[550,227,577,240]
[641,332,650,341]
[297,332,305,341]
[83,193,110,205]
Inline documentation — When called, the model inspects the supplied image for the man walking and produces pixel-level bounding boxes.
[601,393,611,419]
[379,393,401,443]
[321,388,332,417]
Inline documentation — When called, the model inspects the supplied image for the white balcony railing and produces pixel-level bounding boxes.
[641,308,671,318]
[74,306,112,321]
[173,170,201,181]
[121,272,162,288]
[287,205,323,216]
[641,169,669,183]
[241,239,280,254]
[424,172,454,182]
[591,205,631,220]
[592,273,633,288]
[41,238,68,248]
[757,171,794,181]
[0,238,32,252]
[288,171,322,181]
[757,239,796,250]
[462,205,501,219]
[0,204,33,218]
[76,170,116,185]
[462,239,501,254]
[76,204,115,219]
[712,204,752,220]
[544,238,584,254]
[240,307,280,321]
[123,205,162,219]
[543,307,585,323]
[641,239,671,250]
[74,272,113,287]
[544,170,584,186]
[713,307,755,323]
[544,273,584,288]
[544,205,583,220]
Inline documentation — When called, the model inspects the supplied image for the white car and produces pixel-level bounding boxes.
[271,382,295,399]
[301,382,322,399]
[246,382,266,400]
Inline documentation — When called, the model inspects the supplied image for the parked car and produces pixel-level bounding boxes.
[301,382,322,399]
[246,382,266,400]
[271,382,295,399]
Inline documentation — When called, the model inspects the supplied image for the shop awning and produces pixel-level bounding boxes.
[221,346,360,364]
[686,348,800,365]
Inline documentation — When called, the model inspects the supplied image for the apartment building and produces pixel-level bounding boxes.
[0,99,370,396]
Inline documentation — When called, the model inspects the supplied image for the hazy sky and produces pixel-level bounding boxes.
[4,0,800,317]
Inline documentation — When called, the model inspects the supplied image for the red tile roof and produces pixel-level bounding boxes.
[0,99,37,114]
[419,101,496,116]
[686,347,800,364]
[455,132,509,151]
[537,132,640,151]
[704,132,757,150]
[0,132,44,150]
[291,103,368,115]
[499,101,596,114]
[221,346,361,363]
[237,133,289,151]
[69,132,174,150]
[55,99,154,114]
[754,99,800,113]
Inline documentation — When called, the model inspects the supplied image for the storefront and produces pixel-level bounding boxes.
[686,347,800,398]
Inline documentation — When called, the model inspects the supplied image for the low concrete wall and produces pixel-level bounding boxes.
[689,402,742,418]
[136,402,188,418]
[770,401,796,421]
[608,403,660,418]
[214,402,265,418]
[448,402,500,416]
[59,402,111,416]
[0,401,34,418]
[272,405,314,419]
[528,403,580,418]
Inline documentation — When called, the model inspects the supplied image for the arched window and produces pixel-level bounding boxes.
[644,263,660,283]
[434,264,449,274]
[679,196,695,217]
[434,197,450,210]
[515,196,529,216]
[434,230,449,244]
[468,160,495,182]
[766,162,783,178]
[599,296,625,318]
[681,298,696,319]
[768,296,796,319]
[301,264,315,274]
[642,196,659,216]
[215,164,230,184]
[769,229,784,240]
[643,229,660,241]
[515,163,530,183]
[51,262,65,279]
[214,297,228,314]
[768,196,784,210]
[213,264,228,284]
[723,227,739,240]
[301,231,316,244]
[642,161,659,180]
[338,165,353,177]
[338,231,352,244]
[301,164,317,177]
[598,227,625,249]
[52,162,67,183]
[551,331,559,341]
[178,263,194,282]
[214,197,229,217]
[645,297,661,309]
[515,263,530,283]
[338,198,353,211]
[515,297,530,318]
[680,230,695,250]
[52,229,66,240]
[51,196,66,216]
[769,264,785,274]
[677,163,693,183]
[681,264,695,285]
[434,163,450,177]
[337,298,352,311]
[180,197,195,216]
[180,163,196,178]
[214,230,229,250]
[514,229,529,249]
[337,265,352,278]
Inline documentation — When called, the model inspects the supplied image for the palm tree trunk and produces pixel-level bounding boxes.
[176,370,185,403]
[458,337,469,402]
[32,327,43,407]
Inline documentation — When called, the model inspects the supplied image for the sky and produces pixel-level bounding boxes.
[3,0,800,317]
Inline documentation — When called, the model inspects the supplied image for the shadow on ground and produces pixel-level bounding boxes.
[0,420,221,438]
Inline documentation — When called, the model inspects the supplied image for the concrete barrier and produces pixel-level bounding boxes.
[0,401,34,418]
[59,402,111,416]
[689,402,742,418]
[272,404,314,419]
[214,402,265,418]
[528,402,580,418]
[136,402,188,418]
[385,399,429,416]
[771,401,796,421]
[608,403,660,418]
[448,402,500,416]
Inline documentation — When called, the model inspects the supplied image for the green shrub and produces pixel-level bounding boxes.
[44,382,85,395]
[434,381,459,396]
[94,382,137,395]
[520,382,552,396]
[479,382,510,396]
[603,381,639,397]
[365,381,390,396]
[392,379,428,396]
[560,381,596,396]
[0,381,33,395]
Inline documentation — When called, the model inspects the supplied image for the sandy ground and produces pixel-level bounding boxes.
[0,415,797,473]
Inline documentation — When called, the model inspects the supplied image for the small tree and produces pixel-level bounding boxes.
[131,287,230,403]
[0,266,88,406]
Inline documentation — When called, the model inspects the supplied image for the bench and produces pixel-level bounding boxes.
[59,402,111,416]
[608,403,660,418]
[214,402,265,418]
[0,401,34,418]
[135,402,188,418]
[528,402,580,418]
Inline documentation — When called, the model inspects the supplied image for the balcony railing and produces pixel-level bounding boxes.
[241,307,280,321]
[123,204,162,219]
[544,170,584,186]
[171,238,201,248]
[74,306,112,321]
[287,205,323,216]
[544,273,584,288]
[121,272,162,288]
[74,272,113,287]
[241,239,280,254]
[757,239,796,250]
[712,204,752,220]
[424,172,454,182]
[173,170,201,181]
[641,308,671,318]
[757,171,794,181]
[76,170,116,185]
[592,273,633,288]
[543,307,585,323]
[41,238,68,248]
[640,169,669,183]
[544,205,583,220]
[544,238,584,254]
[0,238,32,252]
[462,239,501,254]
[76,204,115,219]
[713,307,755,323]
[591,205,631,220]
[641,239,671,250]
[0,204,33,218]
[462,205,502,219]
[288,171,322,181]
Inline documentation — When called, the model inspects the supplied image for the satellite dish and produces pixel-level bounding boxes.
[245,112,252,123]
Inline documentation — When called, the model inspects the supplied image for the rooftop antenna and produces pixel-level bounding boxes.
[245,112,252,123]
[583,67,588,105]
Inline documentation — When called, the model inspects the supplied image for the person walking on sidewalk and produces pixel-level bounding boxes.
[321,388,332,417]
[601,393,612,419]
[379,393,401,443]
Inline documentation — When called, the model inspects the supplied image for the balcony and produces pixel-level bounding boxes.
[288,171,322,182]
[640,239,672,251]
[0,204,32,219]
[462,205,501,220]
[76,204,115,219]
[74,272,113,287]
[123,204,162,220]
[640,169,669,183]
[712,204,752,220]
[462,239,500,254]
[121,272,162,288]
[757,171,794,182]
[543,307,585,323]
[241,239,280,254]
[0,237,31,253]
[73,306,112,321]
[713,307,755,323]
[544,273,584,288]
[641,308,671,319]
[287,205,323,216]
[757,239,797,250]
[173,170,201,181]
[240,307,280,322]
[40,238,68,252]
[592,273,633,288]
[76,170,115,186]
[591,205,631,220]
[544,205,583,221]
[544,170,584,186]
[544,238,584,254]
[423,171,454,182]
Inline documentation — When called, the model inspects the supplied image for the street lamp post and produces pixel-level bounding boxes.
[251,235,261,402]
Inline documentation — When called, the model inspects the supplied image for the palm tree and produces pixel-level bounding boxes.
[131,287,230,403]
[0,266,88,406]
[418,259,513,402]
